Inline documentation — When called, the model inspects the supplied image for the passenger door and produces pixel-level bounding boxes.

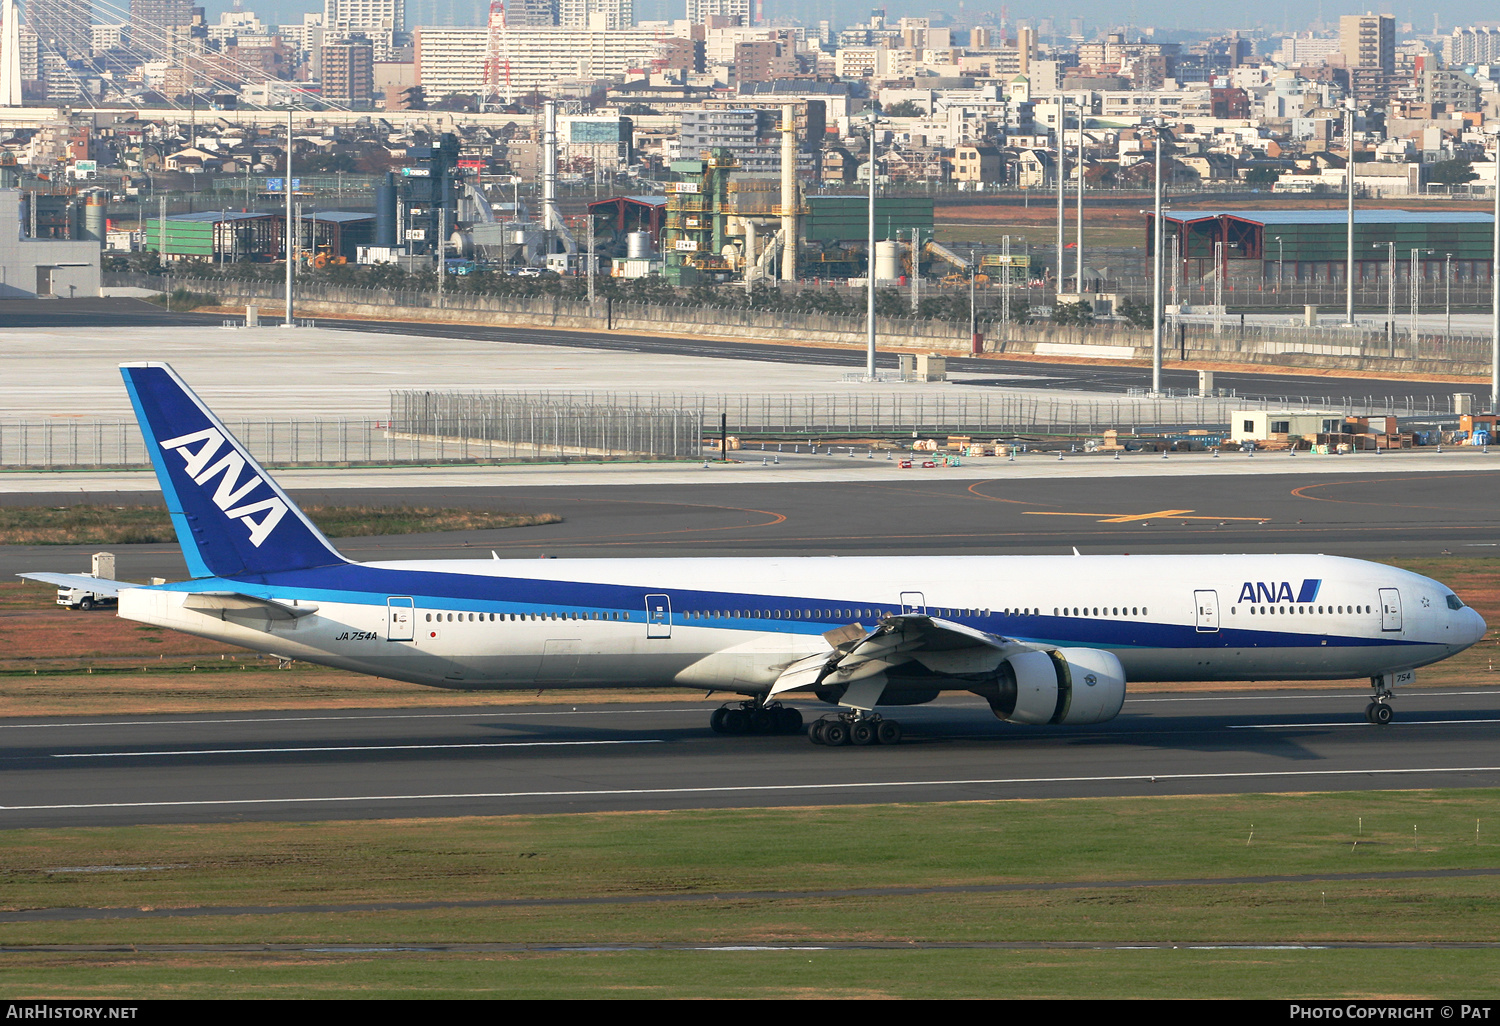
[645,594,672,639]
[386,597,414,641]
[1379,588,1403,632]
[1194,590,1219,633]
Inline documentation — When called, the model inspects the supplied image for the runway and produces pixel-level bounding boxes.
[3,687,1498,828]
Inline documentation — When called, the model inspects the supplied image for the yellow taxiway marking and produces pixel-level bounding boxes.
[1023,509,1269,524]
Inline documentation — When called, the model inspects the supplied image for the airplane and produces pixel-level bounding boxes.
[19,362,1488,746]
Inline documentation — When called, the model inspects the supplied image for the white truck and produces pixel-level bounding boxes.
[54,552,119,611]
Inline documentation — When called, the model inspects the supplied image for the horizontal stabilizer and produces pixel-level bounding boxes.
[182,592,319,621]
[17,572,125,597]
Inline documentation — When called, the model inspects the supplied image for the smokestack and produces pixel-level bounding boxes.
[543,100,561,243]
[780,104,797,282]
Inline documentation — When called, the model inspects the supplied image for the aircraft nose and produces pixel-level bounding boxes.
[1468,608,1488,647]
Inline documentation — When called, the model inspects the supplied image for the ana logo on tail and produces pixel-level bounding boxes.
[159,428,288,547]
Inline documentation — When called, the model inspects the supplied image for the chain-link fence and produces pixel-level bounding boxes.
[389,393,703,460]
[0,413,702,469]
[393,389,1423,439]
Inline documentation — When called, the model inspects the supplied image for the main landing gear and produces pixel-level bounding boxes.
[709,700,804,736]
[808,712,903,747]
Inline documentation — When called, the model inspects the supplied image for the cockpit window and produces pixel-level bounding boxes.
[1446,594,1465,610]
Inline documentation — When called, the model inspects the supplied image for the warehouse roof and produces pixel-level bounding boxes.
[1163,209,1493,225]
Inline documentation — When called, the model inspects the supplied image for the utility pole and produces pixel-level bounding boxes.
[587,210,595,305]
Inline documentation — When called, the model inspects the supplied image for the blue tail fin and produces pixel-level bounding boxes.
[121,362,347,579]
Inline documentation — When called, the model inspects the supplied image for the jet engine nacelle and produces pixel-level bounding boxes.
[989,648,1126,725]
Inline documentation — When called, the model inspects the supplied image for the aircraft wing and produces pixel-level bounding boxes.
[181,592,319,621]
[17,572,126,596]
[769,614,1032,699]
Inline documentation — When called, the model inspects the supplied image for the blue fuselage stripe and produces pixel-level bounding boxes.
[154,563,1429,653]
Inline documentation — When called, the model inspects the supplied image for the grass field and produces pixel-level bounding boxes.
[2,548,1498,997]
[3,793,1499,997]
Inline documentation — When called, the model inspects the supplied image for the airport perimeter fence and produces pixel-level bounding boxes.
[105,273,1497,369]
[0,407,703,469]
[391,389,1453,441]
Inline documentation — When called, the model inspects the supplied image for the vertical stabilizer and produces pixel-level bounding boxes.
[120,362,348,578]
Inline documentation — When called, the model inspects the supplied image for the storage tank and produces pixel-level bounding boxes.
[874,239,902,281]
[374,179,398,247]
[82,189,107,244]
[626,231,652,259]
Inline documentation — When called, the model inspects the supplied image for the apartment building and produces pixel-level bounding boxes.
[1339,12,1398,107]
[322,39,374,106]
[424,24,666,99]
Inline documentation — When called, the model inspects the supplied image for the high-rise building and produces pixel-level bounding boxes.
[25,0,91,59]
[556,0,631,30]
[686,0,748,24]
[1339,12,1397,106]
[324,0,403,58]
[322,38,374,105]
[509,0,559,26]
[130,0,198,59]
[1446,26,1500,65]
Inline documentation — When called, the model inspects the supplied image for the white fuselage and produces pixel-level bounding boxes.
[115,552,1486,696]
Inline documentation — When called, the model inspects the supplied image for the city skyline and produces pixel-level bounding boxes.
[44,1,1500,34]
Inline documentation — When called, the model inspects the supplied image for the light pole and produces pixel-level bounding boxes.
[969,247,977,350]
[1345,101,1356,326]
[1445,252,1453,337]
[1492,161,1499,412]
[1056,97,1066,292]
[1411,248,1424,347]
[1151,118,1164,396]
[910,226,922,314]
[285,104,294,326]
[1076,104,1085,291]
[1374,242,1394,351]
[866,107,877,380]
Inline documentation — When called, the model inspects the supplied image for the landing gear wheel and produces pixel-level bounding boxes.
[750,708,775,734]
[1372,702,1394,725]
[710,707,730,734]
[822,720,850,746]
[777,707,803,734]
[850,720,876,746]
[723,708,749,734]
[809,719,828,745]
[876,720,903,746]
[1364,702,1378,724]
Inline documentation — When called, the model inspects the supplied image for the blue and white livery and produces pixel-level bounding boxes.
[21,363,1487,744]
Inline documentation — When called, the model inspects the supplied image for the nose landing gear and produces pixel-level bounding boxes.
[709,700,804,736]
[1365,681,1395,725]
[808,712,903,746]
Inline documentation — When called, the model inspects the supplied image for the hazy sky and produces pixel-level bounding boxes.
[180,0,1500,34]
